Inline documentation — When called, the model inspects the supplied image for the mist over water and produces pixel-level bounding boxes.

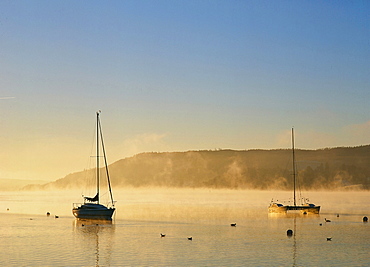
[1,188,369,266]
[1,188,369,220]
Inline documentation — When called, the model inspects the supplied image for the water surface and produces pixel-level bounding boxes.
[0,189,369,266]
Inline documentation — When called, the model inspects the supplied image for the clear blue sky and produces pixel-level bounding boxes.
[1,0,369,180]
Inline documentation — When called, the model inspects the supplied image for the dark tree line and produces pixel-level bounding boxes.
[25,146,370,190]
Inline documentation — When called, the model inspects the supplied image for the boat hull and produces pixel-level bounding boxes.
[268,203,288,213]
[269,203,320,214]
[286,205,320,214]
[73,203,115,220]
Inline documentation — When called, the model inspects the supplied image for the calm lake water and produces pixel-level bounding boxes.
[0,189,369,266]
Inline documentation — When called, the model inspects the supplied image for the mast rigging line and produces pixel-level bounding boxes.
[97,111,115,207]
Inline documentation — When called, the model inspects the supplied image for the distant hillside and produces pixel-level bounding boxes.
[24,145,370,190]
[0,179,49,191]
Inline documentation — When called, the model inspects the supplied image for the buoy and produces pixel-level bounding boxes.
[287,229,293,236]
[337,214,340,217]
[230,223,236,227]
[363,216,368,222]
[319,223,322,226]
[46,212,50,216]
[188,237,193,240]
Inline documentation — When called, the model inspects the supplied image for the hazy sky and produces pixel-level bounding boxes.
[1,1,369,181]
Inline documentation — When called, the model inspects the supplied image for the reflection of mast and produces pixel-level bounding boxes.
[292,216,297,267]
[73,220,115,266]
[94,226,99,267]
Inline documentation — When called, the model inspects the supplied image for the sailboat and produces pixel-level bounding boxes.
[73,111,116,220]
[268,128,320,214]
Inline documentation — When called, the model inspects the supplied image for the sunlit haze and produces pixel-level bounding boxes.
[1,1,369,181]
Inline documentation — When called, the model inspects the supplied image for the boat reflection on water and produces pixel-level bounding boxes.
[73,219,115,266]
[291,216,297,267]
[268,213,303,267]
[74,219,115,228]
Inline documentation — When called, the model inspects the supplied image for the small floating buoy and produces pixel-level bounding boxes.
[319,223,322,226]
[337,214,340,217]
[303,211,307,215]
[46,212,50,216]
[6,208,9,211]
[160,233,166,238]
[230,223,236,227]
[287,229,293,236]
[188,237,192,240]
[363,216,368,222]
[327,237,332,241]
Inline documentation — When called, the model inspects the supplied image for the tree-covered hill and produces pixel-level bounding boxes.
[24,145,370,190]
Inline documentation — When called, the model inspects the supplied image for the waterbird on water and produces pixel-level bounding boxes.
[325,218,331,222]
[160,233,166,237]
[327,237,332,241]
[230,223,236,227]
[188,237,192,240]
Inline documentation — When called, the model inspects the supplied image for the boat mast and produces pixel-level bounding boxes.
[292,128,296,206]
[96,111,100,204]
[98,114,115,207]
